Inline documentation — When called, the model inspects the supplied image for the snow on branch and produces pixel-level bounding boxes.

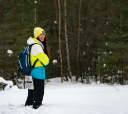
[0,77,13,90]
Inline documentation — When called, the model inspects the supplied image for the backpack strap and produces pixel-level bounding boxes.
[41,62,45,67]
[32,59,38,68]
[29,43,37,53]
[29,43,38,68]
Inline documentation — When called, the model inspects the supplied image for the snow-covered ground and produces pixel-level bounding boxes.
[0,77,128,114]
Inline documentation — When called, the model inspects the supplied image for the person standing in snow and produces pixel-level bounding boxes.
[25,27,49,109]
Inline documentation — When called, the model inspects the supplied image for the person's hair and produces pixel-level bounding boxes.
[37,36,50,58]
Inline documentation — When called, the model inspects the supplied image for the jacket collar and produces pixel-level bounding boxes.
[27,37,44,49]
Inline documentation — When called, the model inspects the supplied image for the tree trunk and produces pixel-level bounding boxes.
[105,0,108,25]
[55,0,58,23]
[34,0,37,25]
[58,0,63,83]
[120,14,124,85]
[76,0,82,81]
[12,0,16,83]
[64,0,72,80]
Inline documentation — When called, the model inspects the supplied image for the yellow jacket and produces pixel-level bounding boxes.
[27,37,49,67]
[27,37,49,79]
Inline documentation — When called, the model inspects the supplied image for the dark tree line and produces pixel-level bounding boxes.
[0,0,128,85]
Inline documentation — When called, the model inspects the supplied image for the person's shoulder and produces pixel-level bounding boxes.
[31,43,43,53]
[32,43,42,49]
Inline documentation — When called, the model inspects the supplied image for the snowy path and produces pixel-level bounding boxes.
[0,79,128,114]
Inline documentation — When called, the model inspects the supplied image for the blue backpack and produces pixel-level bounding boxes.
[17,43,38,76]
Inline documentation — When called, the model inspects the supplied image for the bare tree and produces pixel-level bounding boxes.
[64,0,72,80]
[58,0,63,83]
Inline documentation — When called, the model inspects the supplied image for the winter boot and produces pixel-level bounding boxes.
[25,100,33,106]
[33,101,42,109]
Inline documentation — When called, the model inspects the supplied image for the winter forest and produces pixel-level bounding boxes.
[0,0,128,86]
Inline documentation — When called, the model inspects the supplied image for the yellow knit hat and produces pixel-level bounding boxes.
[34,27,46,38]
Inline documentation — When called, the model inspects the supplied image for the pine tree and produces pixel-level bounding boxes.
[96,0,128,85]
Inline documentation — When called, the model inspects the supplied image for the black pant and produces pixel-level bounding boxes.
[26,78,44,104]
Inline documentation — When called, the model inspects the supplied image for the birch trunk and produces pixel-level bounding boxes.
[64,0,72,80]
[58,0,63,83]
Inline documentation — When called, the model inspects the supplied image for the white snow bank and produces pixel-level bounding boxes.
[0,77,13,90]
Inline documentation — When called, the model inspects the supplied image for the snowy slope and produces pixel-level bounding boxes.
[0,77,128,114]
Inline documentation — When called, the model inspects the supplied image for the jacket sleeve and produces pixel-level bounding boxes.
[31,44,49,66]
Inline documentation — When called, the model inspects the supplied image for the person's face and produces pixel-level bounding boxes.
[38,33,45,42]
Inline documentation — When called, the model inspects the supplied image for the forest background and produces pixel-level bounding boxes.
[0,0,128,86]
